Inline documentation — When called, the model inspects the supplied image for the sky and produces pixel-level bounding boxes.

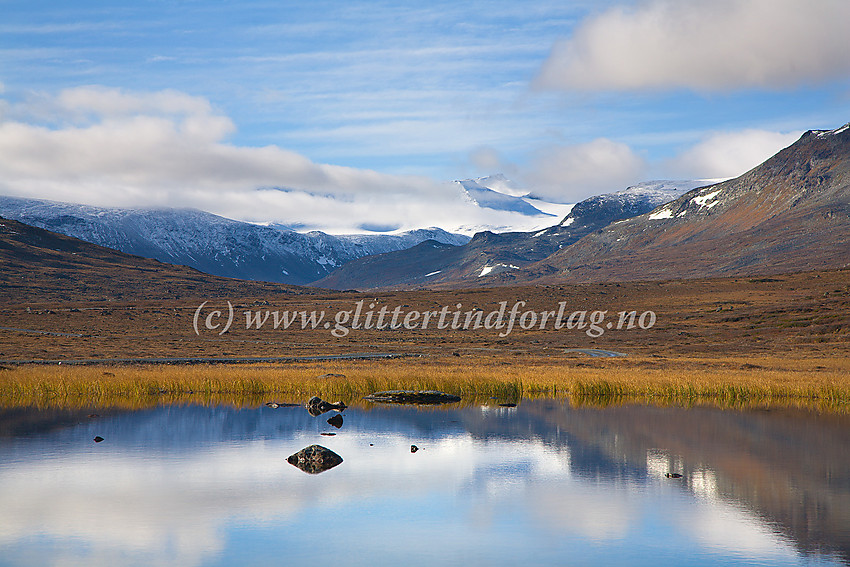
[1,0,849,232]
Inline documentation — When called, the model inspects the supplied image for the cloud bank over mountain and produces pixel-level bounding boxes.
[0,86,522,233]
[0,83,810,227]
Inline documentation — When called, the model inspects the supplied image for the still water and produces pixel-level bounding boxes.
[0,400,848,566]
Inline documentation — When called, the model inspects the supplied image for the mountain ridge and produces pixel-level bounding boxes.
[0,197,469,285]
[0,215,317,303]
[316,124,850,290]
[314,180,707,289]
[500,124,850,285]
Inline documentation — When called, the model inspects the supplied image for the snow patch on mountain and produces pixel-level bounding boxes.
[478,263,520,277]
[815,122,850,137]
[648,208,674,220]
[692,189,723,209]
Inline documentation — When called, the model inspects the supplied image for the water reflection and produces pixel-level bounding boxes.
[0,401,847,566]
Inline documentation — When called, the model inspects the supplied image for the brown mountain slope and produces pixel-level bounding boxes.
[490,124,850,285]
[314,185,700,291]
[313,230,569,290]
[0,216,315,303]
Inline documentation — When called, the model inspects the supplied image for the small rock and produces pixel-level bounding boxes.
[287,445,343,474]
[665,472,683,479]
[498,403,517,408]
[327,413,343,428]
[265,402,280,409]
[410,445,419,453]
[87,414,100,419]
[318,373,346,379]
[93,436,104,443]
[320,432,336,436]
[306,396,347,416]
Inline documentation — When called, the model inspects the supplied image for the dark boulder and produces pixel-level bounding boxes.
[287,445,343,474]
[363,390,461,405]
[327,413,344,428]
[306,396,347,416]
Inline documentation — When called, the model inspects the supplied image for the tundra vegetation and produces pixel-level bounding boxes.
[1,355,847,412]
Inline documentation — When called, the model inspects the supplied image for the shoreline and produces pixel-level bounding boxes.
[2,354,848,412]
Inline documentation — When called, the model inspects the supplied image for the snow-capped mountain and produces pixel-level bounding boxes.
[451,175,575,235]
[0,175,726,290]
[506,124,850,284]
[536,179,713,238]
[0,196,469,285]
[457,177,551,216]
[314,179,708,290]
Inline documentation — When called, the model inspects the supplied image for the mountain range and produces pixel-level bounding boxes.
[0,198,468,285]
[318,125,850,289]
[0,176,693,288]
[510,124,850,285]
[314,179,707,289]
[0,216,314,303]
[3,122,848,291]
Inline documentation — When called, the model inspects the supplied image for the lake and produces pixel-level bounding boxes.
[0,399,848,566]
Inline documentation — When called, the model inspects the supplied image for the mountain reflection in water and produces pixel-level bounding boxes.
[0,401,847,566]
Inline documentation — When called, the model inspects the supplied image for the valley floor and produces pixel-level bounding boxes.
[3,268,848,360]
[1,268,848,410]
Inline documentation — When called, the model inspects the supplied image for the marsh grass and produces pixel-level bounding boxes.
[1,356,848,412]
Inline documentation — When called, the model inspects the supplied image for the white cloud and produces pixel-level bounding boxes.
[523,138,646,202]
[0,86,533,233]
[535,0,850,92]
[0,86,437,197]
[666,129,802,179]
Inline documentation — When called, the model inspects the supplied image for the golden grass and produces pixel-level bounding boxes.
[1,355,848,412]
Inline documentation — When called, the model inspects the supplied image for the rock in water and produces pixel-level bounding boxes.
[327,413,343,428]
[287,445,343,474]
[363,390,461,404]
[306,396,348,416]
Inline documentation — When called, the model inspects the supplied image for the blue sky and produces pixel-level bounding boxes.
[1,0,849,231]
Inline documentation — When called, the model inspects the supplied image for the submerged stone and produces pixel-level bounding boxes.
[363,390,461,405]
[327,413,343,428]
